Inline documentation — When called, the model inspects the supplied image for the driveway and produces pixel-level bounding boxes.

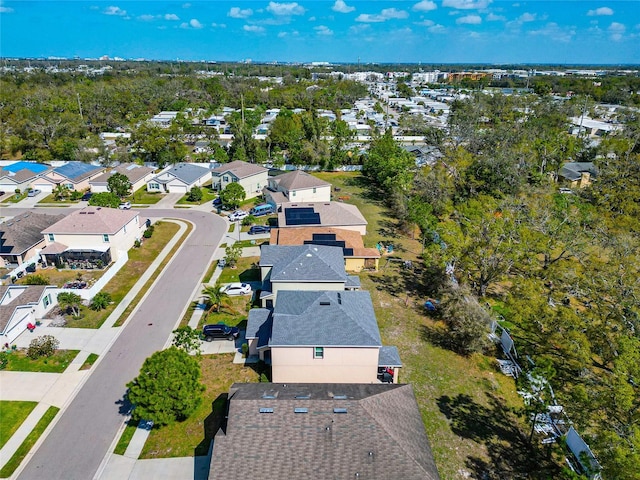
[151,193,183,208]
[16,209,228,480]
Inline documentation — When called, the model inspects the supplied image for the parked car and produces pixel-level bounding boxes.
[202,323,240,341]
[212,197,222,207]
[25,264,37,273]
[559,188,573,195]
[27,189,41,197]
[81,192,93,201]
[248,225,271,235]
[118,201,131,210]
[219,282,252,296]
[250,203,275,217]
[228,210,249,222]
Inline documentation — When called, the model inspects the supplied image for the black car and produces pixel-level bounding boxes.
[25,264,37,273]
[202,323,239,341]
[212,197,222,206]
[81,192,93,201]
[248,225,271,235]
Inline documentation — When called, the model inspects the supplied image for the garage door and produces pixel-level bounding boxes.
[33,183,53,193]
[4,313,31,343]
[168,185,188,194]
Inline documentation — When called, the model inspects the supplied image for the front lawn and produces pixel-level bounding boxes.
[38,194,78,204]
[0,401,38,449]
[14,268,104,288]
[176,186,218,206]
[217,256,260,284]
[140,354,260,458]
[3,349,80,373]
[130,188,162,205]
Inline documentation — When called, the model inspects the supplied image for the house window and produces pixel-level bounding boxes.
[292,191,296,197]
[314,347,324,359]
[65,183,74,190]
[43,294,51,307]
[223,176,229,182]
[103,234,109,242]
[150,183,159,190]
[313,187,316,193]
[48,233,55,242]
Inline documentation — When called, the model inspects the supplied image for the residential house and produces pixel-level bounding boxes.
[146,163,212,194]
[278,202,368,235]
[149,111,178,127]
[0,212,65,268]
[258,244,360,308]
[0,162,51,194]
[34,162,105,193]
[269,226,380,272]
[40,206,145,265]
[89,163,156,194]
[210,160,269,199]
[208,383,439,479]
[0,285,58,343]
[558,162,597,188]
[263,170,331,207]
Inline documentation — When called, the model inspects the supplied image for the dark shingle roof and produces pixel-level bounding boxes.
[0,212,65,256]
[162,163,210,185]
[558,162,597,182]
[246,308,272,349]
[379,346,403,367]
[271,169,330,191]
[209,382,440,480]
[260,244,347,282]
[270,290,381,347]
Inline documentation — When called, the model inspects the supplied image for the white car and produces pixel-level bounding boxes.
[118,201,131,210]
[228,210,249,222]
[219,282,252,296]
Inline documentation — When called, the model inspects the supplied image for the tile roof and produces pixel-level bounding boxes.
[270,290,381,347]
[52,162,103,182]
[270,170,331,191]
[278,202,367,229]
[270,226,380,259]
[209,382,440,480]
[260,244,347,282]
[41,206,140,235]
[0,212,65,256]
[0,286,53,333]
[211,160,268,179]
[89,163,155,185]
[159,163,210,185]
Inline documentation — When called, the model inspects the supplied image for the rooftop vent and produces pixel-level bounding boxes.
[295,394,311,399]
[319,301,331,306]
[294,408,308,414]
[262,390,278,399]
[333,394,347,400]
[333,408,348,414]
[259,407,274,413]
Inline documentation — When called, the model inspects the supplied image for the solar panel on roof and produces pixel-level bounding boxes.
[343,248,354,256]
[312,233,337,242]
[4,162,49,174]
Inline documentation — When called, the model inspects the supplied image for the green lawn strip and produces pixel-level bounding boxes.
[176,187,218,206]
[178,301,200,329]
[2,193,28,204]
[234,239,268,249]
[62,221,181,328]
[0,401,38,449]
[38,194,78,204]
[113,419,138,455]
[4,350,80,373]
[130,188,162,205]
[202,260,218,284]
[0,406,59,478]
[140,355,259,459]
[216,256,260,284]
[79,353,99,370]
[113,221,193,327]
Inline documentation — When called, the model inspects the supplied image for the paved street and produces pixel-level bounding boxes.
[15,208,228,480]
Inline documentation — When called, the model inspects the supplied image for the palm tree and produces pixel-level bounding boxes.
[57,292,82,317]
[53,184,70,201]
[202,285,225,314]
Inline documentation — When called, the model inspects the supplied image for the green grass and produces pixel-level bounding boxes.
[62,222,181,328]
[0,401,38,449]
[233,239,268,248]
[0,406,59,478]
[1,193,27,204]
[202,260,219,284]
[79,353,99,370]
[130,188,162,205]
[3,350,80,373]
[176,187,218,205]
[39,194,78,204]
[113,419,139,455]
[217,256,260,284]
[140,355,259,459]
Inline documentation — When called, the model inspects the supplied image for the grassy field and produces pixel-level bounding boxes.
[60,221,181,328]
[14,268,104,288]
[217,256,260,284]
[3,350,80,373]
[131,188,162,205]
[140,354,260,459]
[0,406,59,478]
[38,194,78,204]
[0,401,38,449]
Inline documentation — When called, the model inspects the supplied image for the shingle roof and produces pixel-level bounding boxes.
[211,160,268,179]
[558,162,598,181]
[270,290,382,347]
[379,346,403,367]
[0,163,51,183]
[42,207,139,235]
[278,202,367,229]
[245,308,272,349]
[271,170,331,191]
[2,161,50,174]
[209,382,440,480]
[52,162,103,182]
[0,286,53,333]
[89,163,154,185]
[260,244,347,282]
[270,227,380,259]
[0,212,65,256]
[161,163,210,185]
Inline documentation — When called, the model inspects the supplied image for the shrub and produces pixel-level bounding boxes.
[143,225,155,239]
[224,244,242,268]
[242,215,256,226]
[27,335,59,359]
[134,239,141,248]
[90,292,112,311]
[187,186,203,202]
[241,343,249,358]
[0,352,8,370]
[70,190,83,201]
[25,274,49,285]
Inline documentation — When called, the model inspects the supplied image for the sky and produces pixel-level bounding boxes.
[1,1,639,64]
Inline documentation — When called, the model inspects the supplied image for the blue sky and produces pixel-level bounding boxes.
[1,1,639,64]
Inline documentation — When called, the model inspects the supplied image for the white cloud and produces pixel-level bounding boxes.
[429,24,446,33]
[356,8,408,23]
[211,22,226,28]
[587,7,614,16]
[518,12,536,22]
[443,0,491,9]
[415,19,435,26]
[278,31,288,37]
[308,16,316,21]
[182,3,191,8]
[104,6,126,16]
[138,14,156,21]
[228,7,253,19]
[486,13,505,21]
[315,25,333,35]
[332,0,355,14]
[413,1,437,12]
[267,2,305,16]
[244,24,265,32]
[0,1,13,13]
[349,24,371,34]
[608,21,625,41]
[165,13,179,21]
[529,22,575,42]
[456,14,482,24]
[190,18,203,28]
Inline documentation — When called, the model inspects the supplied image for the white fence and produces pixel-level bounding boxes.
[55,250,128,301]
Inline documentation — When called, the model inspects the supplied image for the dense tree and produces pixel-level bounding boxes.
[126,347,204,425]
[107,172,132,198]
[219,182,245,210]
[187,186,203,202]
[89,192,121,208]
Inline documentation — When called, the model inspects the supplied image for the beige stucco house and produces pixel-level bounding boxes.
[210,160,269,199]
[263,170,331,207]
[33,162,105,193]
[89,163,156,193]
[0,162,52,194]
[40,206,145,266]
[0,285,58,343]
[0,212,65,268]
